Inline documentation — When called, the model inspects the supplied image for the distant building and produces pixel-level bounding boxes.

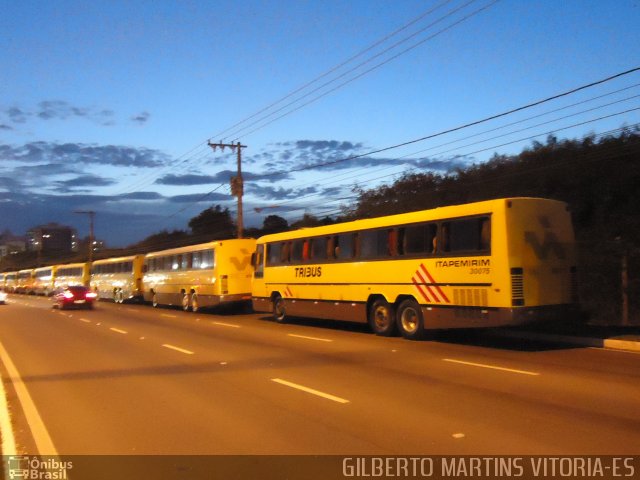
[0,230,26,257]
[27,223,78,254]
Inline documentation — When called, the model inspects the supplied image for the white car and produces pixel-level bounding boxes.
[0,291,7,304]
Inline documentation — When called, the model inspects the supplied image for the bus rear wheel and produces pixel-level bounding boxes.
[273,295,287,323]
[397,299,424,340]
[191,294,199,313]
[369,298,395,336]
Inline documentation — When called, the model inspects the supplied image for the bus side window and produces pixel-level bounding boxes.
[201,250,214,269]
[192,251,201,269]
[387,229,398,256]
[442,217,490,253]
[266,243,279,265]
[254,244,264,278]
[480,217,491,251]
[302,239,310,262]
[403,223,438,255]
[327,236,336,259]
[311,237,327,261]
[280,242,291,264]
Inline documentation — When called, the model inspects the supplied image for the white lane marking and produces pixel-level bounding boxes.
[588,347,640,355]
[110,328,128,335]
[452,433,466,439]
[271,378,350,404]
[79,318,91,323]
[162,344,194,355]
[161,314,177,318]
[443,358,540,376]
[0,340,58,455]
[212,321,241,329]
[287,333,333,343]
[0,349,17,456]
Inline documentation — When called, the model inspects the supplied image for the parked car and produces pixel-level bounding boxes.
[0,291,7,304]
[53,286,97,310]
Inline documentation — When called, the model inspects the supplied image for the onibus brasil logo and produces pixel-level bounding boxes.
[7,456,72,480]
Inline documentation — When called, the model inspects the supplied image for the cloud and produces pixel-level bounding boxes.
[155,169,290,186]
[2,101,116,127]
[0,124,12,131]
[155,173,219,186]
[117,192,164,200]
[246,184,318,201]
[0,141,171,168]
[167,192,232,203]
[52,175,117,193]
[5,107,28,123]
[36,100,115,125]
[131,111,150,125]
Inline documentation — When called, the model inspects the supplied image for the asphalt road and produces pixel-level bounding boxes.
[1,294,639,456]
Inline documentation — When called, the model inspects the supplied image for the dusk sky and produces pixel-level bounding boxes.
[1,0,639,247]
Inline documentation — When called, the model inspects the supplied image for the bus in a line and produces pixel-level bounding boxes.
[16,269,35,294]
[3,272,17,293]
[252,198,577,339]
[91,255,144,303]
[142,239,256,312]
[54,263,91,290]
[33,265,57,296]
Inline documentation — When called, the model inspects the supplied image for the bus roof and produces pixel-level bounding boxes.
[144,238,255,258]
[257,197,568,243]
[92,255,142,265]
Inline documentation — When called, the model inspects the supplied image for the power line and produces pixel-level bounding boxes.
[108,1,468,199]
[210,0,456,142]
[162,66,640,223]
[231,0,500,140]
[251,66,640,179]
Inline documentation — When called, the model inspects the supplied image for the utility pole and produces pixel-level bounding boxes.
[74,210,95,262]
[207,141,246,239]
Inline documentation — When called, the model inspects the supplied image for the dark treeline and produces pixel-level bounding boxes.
[345,127,640,325]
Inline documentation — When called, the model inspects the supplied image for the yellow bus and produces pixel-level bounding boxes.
[3,272,17,293]
[54,263,91,290]
[252,197,577,339]
[142,239,256,312]
[91,255,144,303]
[16,269,35,294]
[33,266,57,296]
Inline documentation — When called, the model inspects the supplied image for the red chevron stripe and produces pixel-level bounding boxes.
[420,264,450,303]
[412,276,432,303]
[415,268,441,303]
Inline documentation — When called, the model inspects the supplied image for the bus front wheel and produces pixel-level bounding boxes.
[397,299,425,340]
[273,295,287,323]
[182,293,190,311]
[369,298,395,336]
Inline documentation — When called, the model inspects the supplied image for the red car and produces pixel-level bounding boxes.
[54,286,97,310]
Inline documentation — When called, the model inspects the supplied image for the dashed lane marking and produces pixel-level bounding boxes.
[443,358,540,376]
[271,378,350,404]
[212,321,241,329]
[287,333,333,343]
[161,344,194,355]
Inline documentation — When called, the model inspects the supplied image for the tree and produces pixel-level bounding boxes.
[188,205,235,239]
[262,215,289,234]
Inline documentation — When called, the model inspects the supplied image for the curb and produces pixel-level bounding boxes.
[493,329,640,352]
